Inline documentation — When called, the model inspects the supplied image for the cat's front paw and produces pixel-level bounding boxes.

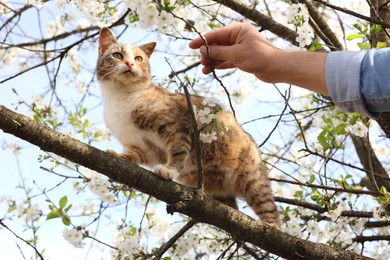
[154,164,178,180]
[107,149,126,160]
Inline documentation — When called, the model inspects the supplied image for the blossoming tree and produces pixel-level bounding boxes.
[1,0,390,259]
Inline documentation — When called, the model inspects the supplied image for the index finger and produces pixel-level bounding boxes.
[189,23,242,49]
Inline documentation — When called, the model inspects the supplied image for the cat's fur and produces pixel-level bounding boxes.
[96,28,280,227]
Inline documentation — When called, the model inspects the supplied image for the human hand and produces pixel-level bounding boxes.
[189,22,281,83]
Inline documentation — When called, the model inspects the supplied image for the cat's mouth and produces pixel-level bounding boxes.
[123,69,134,75]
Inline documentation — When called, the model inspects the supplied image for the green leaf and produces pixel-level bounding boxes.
[62,215,71,226]
[64,204,72,214]
[294,190,303,199]
[131,191,137,199]
[309,174,316,184]
[352,23,363,33]
[317,130,329,152]
[370,24,382,34]
[376,41,387,49]
[47,211,60,220]
[308,41,324,51]
[357,42,371,50]
[59,196,68,208]
[346,34,363,41]
[334,123,347,135]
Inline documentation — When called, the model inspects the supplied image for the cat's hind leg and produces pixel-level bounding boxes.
[235,166,280,228]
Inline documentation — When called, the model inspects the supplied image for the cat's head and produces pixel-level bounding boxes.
[96,27,156,87]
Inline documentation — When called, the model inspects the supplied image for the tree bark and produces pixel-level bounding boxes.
[0,105,373,259]
[213,0,298,45]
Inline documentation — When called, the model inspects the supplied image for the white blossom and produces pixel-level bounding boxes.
[15,202,41,222]
[122,0,143,11]
[296,23,314,47]
[91,124,111,142]
[200,130,217,143]
[0,0,12,17]
[112,226,140,259]
[46,17,66,38]
[138,3,160,29]
[79,200,96,215]
[324,206,343,222]
[63,228,84,248]
[198,107,216,124]
[287,3,314,47]
[287,3,310,26]
[28,0,45,8]
[307,220,321,236]
[345,121,368,137]
[202,97,221,108]
[77,18,91,29]
[8,142,21,156]
[84,169,118,204]
[282,215,302,237]
[72,181,85,193]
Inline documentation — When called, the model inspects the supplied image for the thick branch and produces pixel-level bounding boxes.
[213,0,298,45]
[297,0,344,50]
[0,105,372,260]
[351,135,390,192]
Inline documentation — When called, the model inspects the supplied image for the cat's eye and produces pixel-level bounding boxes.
[134,56,143,62]
[112,52,123,60]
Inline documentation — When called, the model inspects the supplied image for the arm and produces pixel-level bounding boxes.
[190,22,390,118]
[189,22,328,95]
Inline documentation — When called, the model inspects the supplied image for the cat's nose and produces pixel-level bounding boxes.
[125,60,134,68]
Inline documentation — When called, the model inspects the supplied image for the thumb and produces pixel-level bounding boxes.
[200,45,234,61]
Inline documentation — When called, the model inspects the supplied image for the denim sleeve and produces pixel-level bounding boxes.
[325,50,377,118]
[360,48,390,116]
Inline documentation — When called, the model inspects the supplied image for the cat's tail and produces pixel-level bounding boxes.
[236,165,281,228]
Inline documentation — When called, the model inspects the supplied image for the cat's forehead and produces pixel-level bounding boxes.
[107,43,145,55]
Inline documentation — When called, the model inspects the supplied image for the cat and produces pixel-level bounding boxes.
[96,27,280,228]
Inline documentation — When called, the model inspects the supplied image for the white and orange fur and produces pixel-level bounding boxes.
[96,28,280,227]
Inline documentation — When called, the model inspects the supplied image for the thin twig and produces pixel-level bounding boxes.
[313,0,390,28]
[0,219,45,260]
[165,58,204,190]
[258,86,290,148]
[147,220,197,258]
[270,177,381,196]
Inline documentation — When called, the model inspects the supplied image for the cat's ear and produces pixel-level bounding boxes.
[140,42,156,58]
[98,28,117,54]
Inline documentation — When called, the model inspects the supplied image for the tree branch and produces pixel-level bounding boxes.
[297,0,344,50]
[0,105,372,260]
[350,135,390,194]
[213,0,298,45]
[312,0,390,28]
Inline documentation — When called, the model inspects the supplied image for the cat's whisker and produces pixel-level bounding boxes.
[101,69,117,80]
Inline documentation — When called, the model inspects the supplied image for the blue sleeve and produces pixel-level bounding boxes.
[326,48,390,119]
[360,48,390,115]
[325,50,376,118]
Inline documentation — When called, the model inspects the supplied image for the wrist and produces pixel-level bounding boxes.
[259,50,328,95]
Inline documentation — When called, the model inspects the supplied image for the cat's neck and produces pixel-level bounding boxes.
[98,80,150,102]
